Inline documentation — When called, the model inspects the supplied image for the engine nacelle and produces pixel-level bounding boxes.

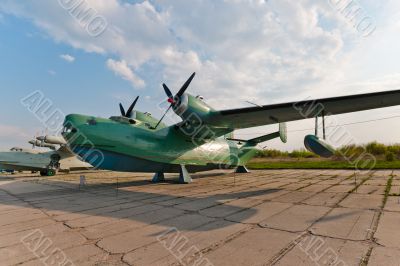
[173,93,215,125]
[29,140,56,150]
[304,135,335,158]
[37,135,67,145]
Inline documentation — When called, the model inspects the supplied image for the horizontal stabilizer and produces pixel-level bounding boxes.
[227,132,279,144]
[247,132,280,144]
[231,123,287,146]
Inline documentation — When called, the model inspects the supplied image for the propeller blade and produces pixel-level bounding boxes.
[163,84,173,99]
[154,72,196,129]
[119,103,126,117]
[126,96,139,118]
[176,72,195,97]
[154,105,172,129]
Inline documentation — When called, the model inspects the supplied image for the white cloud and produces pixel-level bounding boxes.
[0,1,349,104]
[48,70,56,76]
[60,54,75,63]
[106,59,145,88]
[1,0,400,149]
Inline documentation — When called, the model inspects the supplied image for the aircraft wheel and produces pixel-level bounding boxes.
[47,169,56,176]
[40,169,56,176]
[40,170,48,176]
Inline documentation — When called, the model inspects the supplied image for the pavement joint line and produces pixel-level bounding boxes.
[265,171,374,265]
[266,231,309,266]
[222,174,354,225]
[306,230,376,244]
[38,200,147,220]
[77,208,192,240]
[178,224,256,265]
[1,170,390,265]
[48,201,152,222]
[104,214,223,256]
[360,171,394,266]
[86,172,325,262]
[94,243,128,266]
[0,184,120,265]
[61,203,168,229]
[209,173,361,263]
[153,180,287,209]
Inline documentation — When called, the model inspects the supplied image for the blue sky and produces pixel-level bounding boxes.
[1,0,400,150]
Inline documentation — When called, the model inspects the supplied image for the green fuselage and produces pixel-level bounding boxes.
[62,111,258,173]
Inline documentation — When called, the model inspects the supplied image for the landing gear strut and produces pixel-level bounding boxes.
[152,172,165,183]
[179,165,192,184]
[235,165,250,173]
[152,165,193,184]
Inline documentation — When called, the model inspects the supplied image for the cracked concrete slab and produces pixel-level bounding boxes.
[368,247,400,266]
[226,201,292,224]
[97,213,216,254]
[259,204,331,232]
[384,196,400,212]
[310,207,377,241]
[339,194,383,210]
[0,170,395,265]
[123,220,249,266]
[301,192,347,207]
[275,235,369,266]
[199,197,262,218]
[375,211,400,248]
[205,227,297,266]
[272,191,317,203]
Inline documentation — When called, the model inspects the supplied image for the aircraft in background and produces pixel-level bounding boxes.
[0,135,92,176]
[62,73,400,183]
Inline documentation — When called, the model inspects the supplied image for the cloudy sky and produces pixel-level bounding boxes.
[1,0,400,151]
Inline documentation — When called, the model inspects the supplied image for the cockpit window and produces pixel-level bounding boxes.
[87,118,97,125]
[62,126,77,134]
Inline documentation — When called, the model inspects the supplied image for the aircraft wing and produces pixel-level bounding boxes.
[206,89,400,129]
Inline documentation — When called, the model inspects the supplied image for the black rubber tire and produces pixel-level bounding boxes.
[47,169,56,176]
[40,170,48,176]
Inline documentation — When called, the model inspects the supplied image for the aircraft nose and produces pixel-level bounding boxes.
[62,114,90,141]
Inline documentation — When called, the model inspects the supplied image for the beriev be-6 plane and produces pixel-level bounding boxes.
[62,73,400,183]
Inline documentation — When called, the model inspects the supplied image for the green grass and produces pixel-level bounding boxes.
[247,160,400,170]
[257,142,400,160]
[383,175,393,206]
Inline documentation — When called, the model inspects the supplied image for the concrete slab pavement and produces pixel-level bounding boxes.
[0,169,396,265]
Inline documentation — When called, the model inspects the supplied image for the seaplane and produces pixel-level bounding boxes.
[62,73,400,183]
